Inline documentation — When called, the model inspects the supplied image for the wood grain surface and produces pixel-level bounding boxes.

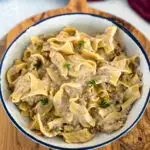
[0,0,150,150]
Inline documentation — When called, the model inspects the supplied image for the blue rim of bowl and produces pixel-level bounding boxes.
[0,13,150,150]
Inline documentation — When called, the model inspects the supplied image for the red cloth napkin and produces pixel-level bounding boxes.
[88,0,150,22]
[128,0,150,22]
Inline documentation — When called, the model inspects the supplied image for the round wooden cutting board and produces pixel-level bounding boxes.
[0,0,149,150]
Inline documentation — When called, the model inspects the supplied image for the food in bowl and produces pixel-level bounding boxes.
[6,26,142,144]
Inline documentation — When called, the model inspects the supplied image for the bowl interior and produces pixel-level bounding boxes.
[0,14,150,149]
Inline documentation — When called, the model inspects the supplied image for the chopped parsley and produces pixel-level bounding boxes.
[51,33,57,37]
[34,60,41,69]
[37,43,43,51]
[64,63,71,69]
[76,40,85,51]
[40,98,48,105]
[55,127,61,132]
[87,80,96,86]
[99,100,110,108]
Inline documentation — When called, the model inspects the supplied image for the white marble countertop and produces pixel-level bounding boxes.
[0,0,149,40]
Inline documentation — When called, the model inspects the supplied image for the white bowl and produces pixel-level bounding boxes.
[0,13,150,150]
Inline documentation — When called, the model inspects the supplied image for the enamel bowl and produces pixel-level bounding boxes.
[0,13,150,150]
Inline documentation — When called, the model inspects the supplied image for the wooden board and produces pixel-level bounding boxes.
[0,0,150,150]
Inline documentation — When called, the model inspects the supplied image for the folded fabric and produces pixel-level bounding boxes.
[128,0,150,22]
[88,0,150,22]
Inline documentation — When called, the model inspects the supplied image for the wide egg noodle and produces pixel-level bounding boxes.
[70,101,95,127]
[57,27,80,41]
[93,26,117,54]
[21,73,48,99]
[62,128,94,144]
[121,84,141,110]
[97,65,122,86]
[48,38,74,54]
[68,54,97,77]
[9,73,31,103]
[37,113,57,137]
[7,63,27,84]
[46,67,63,85]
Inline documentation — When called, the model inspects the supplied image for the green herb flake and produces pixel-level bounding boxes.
[40,98,48,105]
[34,60,41,69]
[87,80,96,86]
[76,40,85,51]
[50,33,57,37]
[99,100,110,108]
[56,127,61,132]
[64,63,71,69]
[37,43,43,51]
